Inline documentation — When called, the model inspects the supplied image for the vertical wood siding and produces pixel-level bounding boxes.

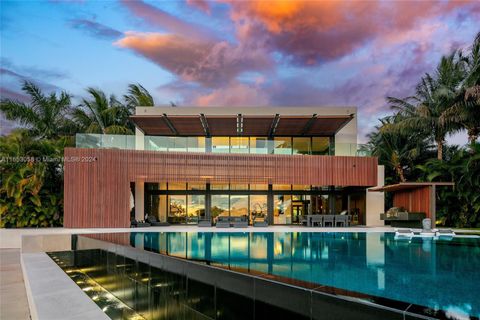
[393,187,431,217]
[64,148,378,228]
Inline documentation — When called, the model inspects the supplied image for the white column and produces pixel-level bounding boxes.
[366,165,385,226]
[135,181,145,221]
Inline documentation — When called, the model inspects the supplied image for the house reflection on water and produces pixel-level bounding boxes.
[130,232,480,318]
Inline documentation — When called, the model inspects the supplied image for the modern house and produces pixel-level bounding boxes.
[64,107,384,228]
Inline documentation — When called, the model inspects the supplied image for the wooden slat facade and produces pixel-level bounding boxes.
[64,148,378,228]
[393,187,431,218]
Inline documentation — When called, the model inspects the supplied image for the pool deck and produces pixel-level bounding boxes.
[0,249,31,320]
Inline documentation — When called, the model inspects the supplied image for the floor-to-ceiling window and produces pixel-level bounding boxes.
[145,183,366,226]
[312,137,331,155]
[230,195,249,218]
[187,195,205,224]
[250,195,267,224]
[274,195,292,224]
[211,137,230,153]
[250,137,268,154]
[292,137,311,155]
[230,137,249,154]
[211,194,229,223]
[145,135,333,155]
[168,195,187,224]
[273,137,292,154]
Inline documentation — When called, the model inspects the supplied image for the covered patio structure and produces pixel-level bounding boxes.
[369,182,454,227]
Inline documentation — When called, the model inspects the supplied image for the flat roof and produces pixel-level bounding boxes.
[368,182,455,192]
[131,106,355,136]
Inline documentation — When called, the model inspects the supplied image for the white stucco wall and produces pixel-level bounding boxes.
[334,113,357,156]
[366,165,385,226]
[135,127,144,150]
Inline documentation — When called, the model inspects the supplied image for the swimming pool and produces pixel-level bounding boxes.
[52,232,480,319]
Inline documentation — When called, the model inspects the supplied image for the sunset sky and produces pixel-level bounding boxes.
[1,0,479,141]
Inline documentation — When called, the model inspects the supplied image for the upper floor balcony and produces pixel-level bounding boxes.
[75,133,371,157]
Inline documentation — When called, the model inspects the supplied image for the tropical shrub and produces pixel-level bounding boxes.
[416,143,480,227]
[0,131,66,227]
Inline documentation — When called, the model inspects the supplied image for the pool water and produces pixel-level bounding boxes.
[128,232,480,318]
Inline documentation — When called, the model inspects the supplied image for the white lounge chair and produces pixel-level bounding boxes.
[436,229,456,237]
[395,228,414,238]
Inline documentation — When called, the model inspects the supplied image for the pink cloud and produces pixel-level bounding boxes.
[115,32,272,87]
[225,0,480,65]
[120,0,213,40]
[187,0,211,14]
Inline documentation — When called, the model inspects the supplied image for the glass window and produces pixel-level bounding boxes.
[168,195,186,224]
[212,137,230,153]
[230,184,248,190]
[211,183,229,190]
[158,182,167,190]
[230,137,249,154]
[148,194,168,222]
[312,137,330,155]
[230,195,248,219]
[311,194,328,215]
[292,137,311,155]
[187,137,206,153]
[274,195,292,224]
[158,195,167,222]
[169,137,187,152]
[211,195,229,222]
[187,195,205,224]
[187,183,206,190]
[273,137,292,154]
[250,195,267,224]
[250,137,268,154]
[168,182,187,190]
[319,195,329,214]
[292,185,310,191]
[273,184,291,190]
[335,194,345,214]
[250,184,268,190]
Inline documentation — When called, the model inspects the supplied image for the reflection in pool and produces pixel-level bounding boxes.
[129,232,480,318]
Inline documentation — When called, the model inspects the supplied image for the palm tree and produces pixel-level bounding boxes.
[386,52,463,160]
[124,83,154,109]
[73,88,134,134]
[367,117,431,182]
[440,32,480,144]
[0,81,75,139]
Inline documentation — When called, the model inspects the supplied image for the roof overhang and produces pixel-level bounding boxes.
[368,182,455,192]
[130,113,354,136]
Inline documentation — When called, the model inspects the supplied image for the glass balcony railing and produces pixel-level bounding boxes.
[76,133,136,150]
[75,133,371,157]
